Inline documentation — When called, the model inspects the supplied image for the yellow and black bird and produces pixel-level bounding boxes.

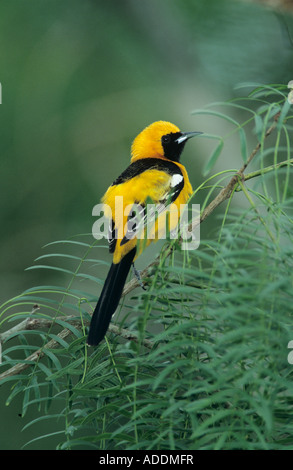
[87,121,202,346]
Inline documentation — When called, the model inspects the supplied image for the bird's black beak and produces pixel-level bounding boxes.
[175,131,203,144]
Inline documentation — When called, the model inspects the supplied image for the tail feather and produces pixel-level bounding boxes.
[87,248,136,346]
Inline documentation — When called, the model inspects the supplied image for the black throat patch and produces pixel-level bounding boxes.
[161,132,186,162]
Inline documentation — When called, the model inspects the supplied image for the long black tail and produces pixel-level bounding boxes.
[87,248,136,346]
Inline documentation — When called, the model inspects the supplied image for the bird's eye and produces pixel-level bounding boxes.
[162,135,171,144]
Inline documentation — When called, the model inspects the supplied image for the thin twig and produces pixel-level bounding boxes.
[0,316,154,381]
[0,327,74,381]
[108,324,154,349]
[242,157,293,184]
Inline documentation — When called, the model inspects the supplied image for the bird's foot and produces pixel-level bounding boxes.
[132,263,147,290]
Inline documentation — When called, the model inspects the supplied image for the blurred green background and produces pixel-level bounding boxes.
[0,0,292,450]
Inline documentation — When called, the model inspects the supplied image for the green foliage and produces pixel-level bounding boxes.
[1,84,293,450]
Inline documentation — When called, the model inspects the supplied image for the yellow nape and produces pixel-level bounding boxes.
[131,121,180,162]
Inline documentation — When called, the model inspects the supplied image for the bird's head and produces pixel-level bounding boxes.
[131,120,202,163]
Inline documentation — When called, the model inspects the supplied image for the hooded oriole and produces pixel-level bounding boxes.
[87,121,201,346]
